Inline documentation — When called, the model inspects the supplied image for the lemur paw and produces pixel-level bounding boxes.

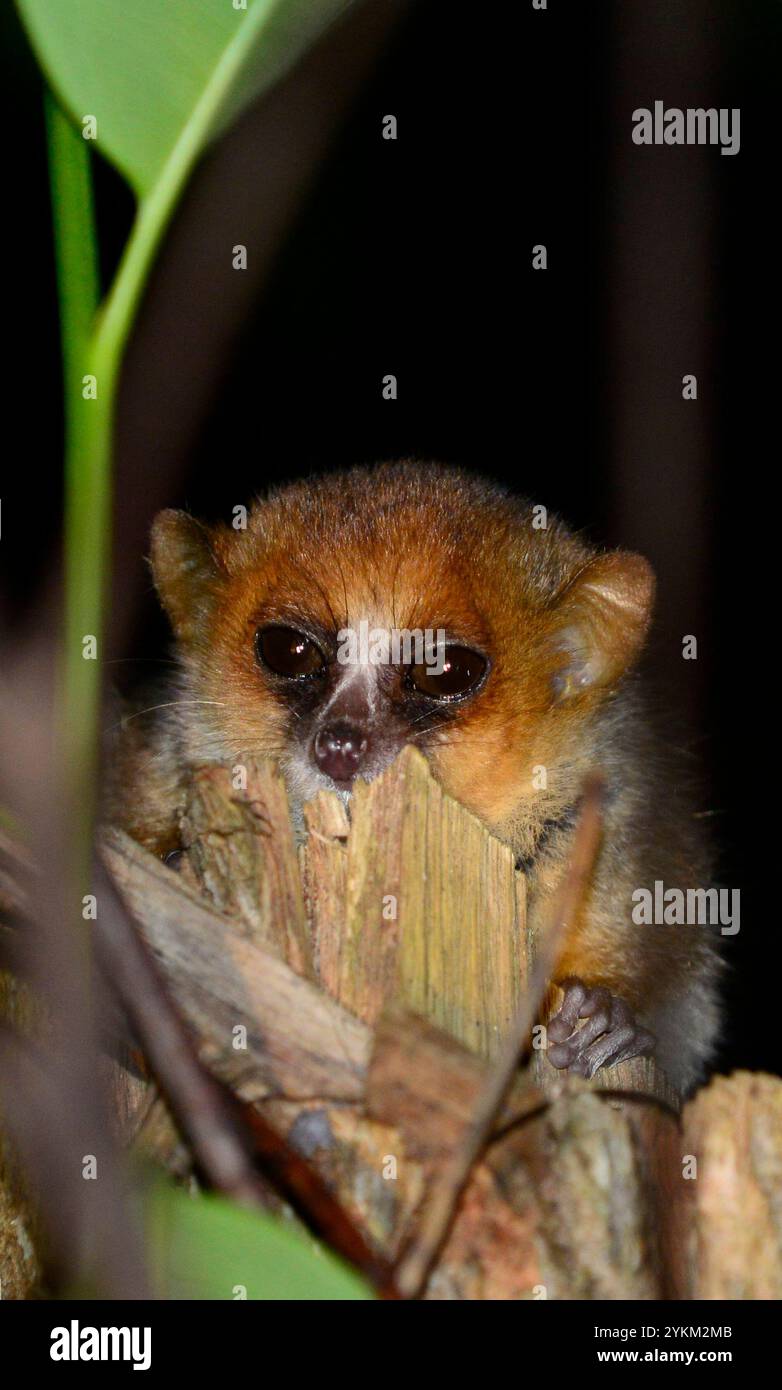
[546,976,655,1078]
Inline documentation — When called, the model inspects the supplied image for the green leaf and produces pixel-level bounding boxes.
[16,0,354,197]
[21,0,361,929]
[147,1180,374,1301]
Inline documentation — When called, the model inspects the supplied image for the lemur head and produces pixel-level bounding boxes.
[150,462,653,845]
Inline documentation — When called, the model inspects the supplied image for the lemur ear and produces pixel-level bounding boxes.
[549,551,655,699]
[150,510,223,641]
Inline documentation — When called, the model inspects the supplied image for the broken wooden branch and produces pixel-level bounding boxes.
[3,747,780,1300]
[96,749,688,1297]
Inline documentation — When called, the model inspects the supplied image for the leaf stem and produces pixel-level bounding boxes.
[46,93,107,885]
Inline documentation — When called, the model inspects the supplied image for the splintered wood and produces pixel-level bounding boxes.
[180,765,312,978]
[302,749,527,1057]
[53,750,782,1297]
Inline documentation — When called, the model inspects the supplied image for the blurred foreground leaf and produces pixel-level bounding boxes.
[147,1178,374,1301]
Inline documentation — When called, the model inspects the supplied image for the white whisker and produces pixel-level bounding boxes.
[106,700,226,735]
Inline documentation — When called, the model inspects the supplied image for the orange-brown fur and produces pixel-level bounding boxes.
[107,462,721,1088]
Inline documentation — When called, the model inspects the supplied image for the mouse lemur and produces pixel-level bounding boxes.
[108,461,721,1090]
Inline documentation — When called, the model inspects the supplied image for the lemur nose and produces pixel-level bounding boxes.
[313,720,369,783]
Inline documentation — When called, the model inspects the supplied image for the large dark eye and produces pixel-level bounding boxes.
[256,626,325,679]
[408,645,487,701]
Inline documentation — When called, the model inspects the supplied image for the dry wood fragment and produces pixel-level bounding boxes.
[680,1070,782,1299]
[366,1010,545,1162]
[0,1156,41,1301]
[182,763,312,978]
[365,1008,679,1299]
[300,791,349,994]
[393,774,604,1296]
[98,754,690,1299]
[513,1086,674,1301]
[302,748,526,1057]
[100,828,370,1103]
[259,1097,420,1265]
